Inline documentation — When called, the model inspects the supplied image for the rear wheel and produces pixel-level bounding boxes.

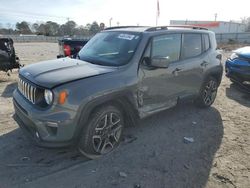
[195,77,218,108]
[78,105,124,159]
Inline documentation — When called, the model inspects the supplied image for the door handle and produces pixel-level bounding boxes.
[172,68,182,75]
[201,61,209,67]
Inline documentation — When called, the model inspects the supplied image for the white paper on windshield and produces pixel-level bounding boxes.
[118,34,135,40]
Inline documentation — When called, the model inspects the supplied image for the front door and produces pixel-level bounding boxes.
[138,33,183,116]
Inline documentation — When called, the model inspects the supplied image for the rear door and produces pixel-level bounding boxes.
[173,33,205,97]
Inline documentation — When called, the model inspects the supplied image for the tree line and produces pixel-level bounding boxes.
[0,20,104,36]
[1,18,250,36]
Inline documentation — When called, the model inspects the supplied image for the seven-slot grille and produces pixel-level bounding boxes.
[18,78,37,104]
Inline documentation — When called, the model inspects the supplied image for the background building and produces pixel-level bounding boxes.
[170,20,246,33]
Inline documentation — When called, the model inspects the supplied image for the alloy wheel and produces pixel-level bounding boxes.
[92,112,122,154]
[203,79,218,106]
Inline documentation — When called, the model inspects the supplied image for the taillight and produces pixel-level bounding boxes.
[216,54,222,61]
[63,44,71,56]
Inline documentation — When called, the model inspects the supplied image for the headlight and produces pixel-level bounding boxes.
[230,53,239,60]
[44,89,53,105]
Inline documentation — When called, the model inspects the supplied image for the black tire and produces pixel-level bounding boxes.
[195,77,218,108]
[78,105,124,159]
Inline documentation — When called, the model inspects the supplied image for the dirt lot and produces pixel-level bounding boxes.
[0,42,249,188]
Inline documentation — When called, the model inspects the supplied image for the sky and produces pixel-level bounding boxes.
[0,0,249,28]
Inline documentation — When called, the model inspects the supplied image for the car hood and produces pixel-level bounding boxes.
[19,58,117,88]
[234,46,250,58]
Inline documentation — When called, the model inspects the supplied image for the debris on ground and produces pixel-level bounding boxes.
[183,164,190,169]
[21,156,30,161]
[119,171,127,178]
[212,173,236,187]
[134,183,141,188]
[183,137,194,144]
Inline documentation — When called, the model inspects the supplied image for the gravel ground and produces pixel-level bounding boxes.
[0,42,249,188]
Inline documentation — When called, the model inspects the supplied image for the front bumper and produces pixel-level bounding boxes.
[225,59,250,82]
[13,89,79,148]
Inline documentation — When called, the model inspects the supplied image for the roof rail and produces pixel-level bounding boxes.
[145,25,208,32]
[146,26,169,31]
[104,26,146,30]
[169,25,208,30]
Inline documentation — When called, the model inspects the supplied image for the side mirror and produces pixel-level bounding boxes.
[150,56,171,68]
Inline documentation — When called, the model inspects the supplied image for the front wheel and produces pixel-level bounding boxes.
[78,105,124,159]
[195,77,218,108]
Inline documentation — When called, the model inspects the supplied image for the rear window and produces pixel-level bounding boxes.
[182,34,202,59]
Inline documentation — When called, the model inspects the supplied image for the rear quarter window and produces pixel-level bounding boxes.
[181,34,202,59]
[203,34,210,52]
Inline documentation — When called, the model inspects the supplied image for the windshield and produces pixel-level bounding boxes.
[78,32,141,66]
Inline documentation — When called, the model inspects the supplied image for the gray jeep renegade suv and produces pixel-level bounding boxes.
[13,26,223,158]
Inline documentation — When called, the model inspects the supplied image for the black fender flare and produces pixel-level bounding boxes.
[73,90,140,142]
[203,65,223,85]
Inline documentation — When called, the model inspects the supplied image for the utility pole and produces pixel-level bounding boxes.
[214,13,217,21]
[109,18,113,27]
[156,0,160,26]
[117,22,120,26]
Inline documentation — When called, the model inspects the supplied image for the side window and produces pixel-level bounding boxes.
[151,34,181,63]
[203,34,210,52]
[182,34,202,59]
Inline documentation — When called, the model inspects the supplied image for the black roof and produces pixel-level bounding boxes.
[104,26,149,32]
[104,25,209,33]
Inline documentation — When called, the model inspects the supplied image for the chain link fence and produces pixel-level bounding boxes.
[1,33,250,44]
[0,35,91,43]
[216,32,250,44]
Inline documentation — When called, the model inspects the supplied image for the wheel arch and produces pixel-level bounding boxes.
[204,66,223,85]
[73,91,140,141]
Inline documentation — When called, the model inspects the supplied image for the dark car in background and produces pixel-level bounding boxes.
[225,46,250,84]
[0,38,21,73]
[57,38,89,58]
[13,26,223,158]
